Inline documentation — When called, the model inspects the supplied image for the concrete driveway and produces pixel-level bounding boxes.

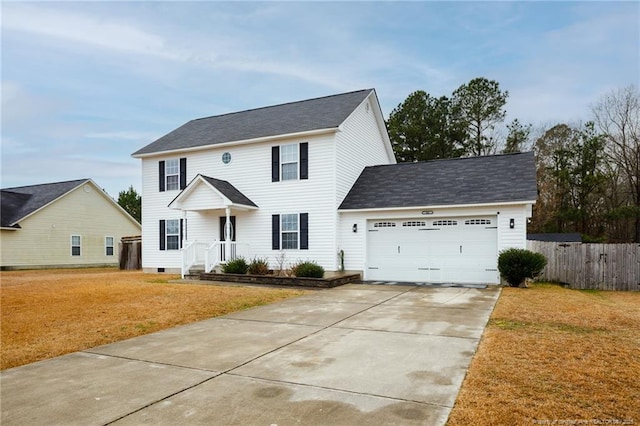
[1,283,500,426]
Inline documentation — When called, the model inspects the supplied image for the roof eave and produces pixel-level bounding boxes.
[133,127,339,159]
[338,199,537,213]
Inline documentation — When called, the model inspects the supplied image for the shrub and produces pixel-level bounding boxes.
[498,248,547,287]
[248,258,270,275]
[222,257,248,274]
[292,261,325,278]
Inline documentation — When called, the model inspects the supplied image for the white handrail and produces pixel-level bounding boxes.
[204,240,220,273]
[181,240,209,278]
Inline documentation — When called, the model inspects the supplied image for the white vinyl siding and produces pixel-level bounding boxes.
[335,96,395,206]
[71,235,81,256]
[140,134,337,271]
[105,236,114,256]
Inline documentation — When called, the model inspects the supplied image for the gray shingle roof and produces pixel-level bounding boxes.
[1,179,89,227]
[200,176,258,207]
[339,152,537,210]
[133,89,374,156]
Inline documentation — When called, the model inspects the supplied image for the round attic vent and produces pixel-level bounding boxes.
[222,152,231,164]
[83,185,91,193]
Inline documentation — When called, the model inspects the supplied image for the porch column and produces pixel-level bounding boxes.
[182,210,188,245]
[224,206,231,262]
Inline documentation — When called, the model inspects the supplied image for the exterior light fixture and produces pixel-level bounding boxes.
[352,224,358,233]
[510,218,515,229]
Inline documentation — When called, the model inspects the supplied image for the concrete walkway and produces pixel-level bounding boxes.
[1,284,500,426]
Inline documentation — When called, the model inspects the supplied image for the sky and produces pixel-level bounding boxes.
[1,1,638,199]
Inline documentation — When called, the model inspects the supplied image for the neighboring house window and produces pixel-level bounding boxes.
[159,219,183,251]
[271,213,308,250]
[159,158,187,192]
[271,143,308,182]
[71,235,81,256]
[105,236,114,256]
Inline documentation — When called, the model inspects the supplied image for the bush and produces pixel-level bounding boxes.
[248,258,269,275]
[292,261,325,278]
[222,257,248,274]
[498,248,547,287]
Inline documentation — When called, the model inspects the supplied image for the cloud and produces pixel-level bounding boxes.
[1,3,182,61]
[1,81,65,129]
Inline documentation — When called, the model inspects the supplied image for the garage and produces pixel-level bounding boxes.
[366,216,499,283]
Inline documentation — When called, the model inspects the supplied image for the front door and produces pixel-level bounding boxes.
[219,216,236,261]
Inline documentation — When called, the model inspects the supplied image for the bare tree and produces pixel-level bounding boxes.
[592,85,640,242]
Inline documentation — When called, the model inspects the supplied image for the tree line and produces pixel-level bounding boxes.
[386,79,639,243]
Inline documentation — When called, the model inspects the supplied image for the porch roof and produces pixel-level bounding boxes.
[168,174,258,211]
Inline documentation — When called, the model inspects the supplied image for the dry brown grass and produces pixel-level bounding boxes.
[1,268,306,370]
[448,283,640,425]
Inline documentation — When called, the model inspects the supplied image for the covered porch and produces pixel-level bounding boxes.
[168,174,258,278]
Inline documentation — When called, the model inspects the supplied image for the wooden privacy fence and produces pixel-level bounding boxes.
[119,235,141,270]
[527,241,640,291]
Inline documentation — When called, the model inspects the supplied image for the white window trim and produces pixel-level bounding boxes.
[166,219,180,251]
[165,158,180,191]
[71,235,81,256]
[280,143,299,181]
[280,213,300,250]
[105,236,115,256]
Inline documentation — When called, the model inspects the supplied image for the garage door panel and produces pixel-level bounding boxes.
[366,217,499,283]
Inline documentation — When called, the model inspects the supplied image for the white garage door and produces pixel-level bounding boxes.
[366,217,499,283]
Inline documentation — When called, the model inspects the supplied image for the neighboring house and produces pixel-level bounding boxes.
[132,89,537,284]
[1,179,141,270]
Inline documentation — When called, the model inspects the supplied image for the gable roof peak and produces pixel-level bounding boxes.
[132,89,376,157]
[191,88,375,123]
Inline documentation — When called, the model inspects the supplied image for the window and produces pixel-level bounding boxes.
[272,143,308,182]
[281,144,299,180]
[165,159,180,190]
[373,222,396,228]
[402,221,426,227]
[159,158,186,192]
[281,214,299,249]
[465,219,492,225]
[71,235,81,256]
[222,152,232,164]
[105,236,114,256]
[272,213,308,250]
[166,219,180,250]
[433,220,458,226]
[159,219,183,251]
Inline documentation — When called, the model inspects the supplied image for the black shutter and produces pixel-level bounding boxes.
[272,146,280,182]
[272,214,280,250]
[179,219,184,248]
[179,158,187,190]
[300,213,308,250]
[300,142,308,180]
[159,161,165,192]
[159,220,166,250]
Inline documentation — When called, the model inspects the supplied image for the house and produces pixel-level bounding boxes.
[132,89,537,284]
[0,179,141,270]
